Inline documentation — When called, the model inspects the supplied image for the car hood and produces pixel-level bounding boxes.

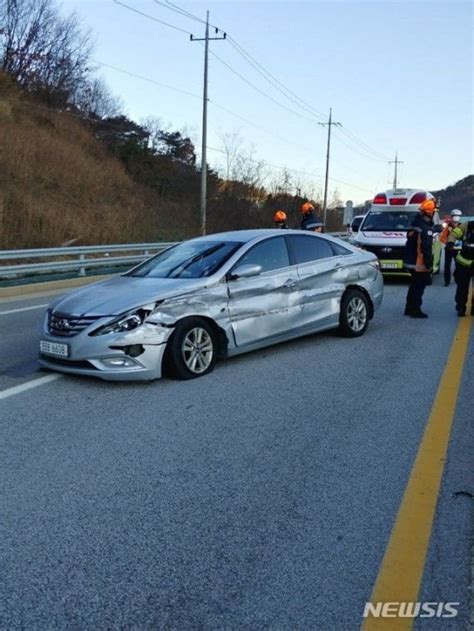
[49,275,213,316]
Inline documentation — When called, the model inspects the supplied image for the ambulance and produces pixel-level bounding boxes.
[354,189,439,275]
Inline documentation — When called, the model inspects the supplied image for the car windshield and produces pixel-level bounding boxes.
[127,241,243,279]
[361,210,418,231]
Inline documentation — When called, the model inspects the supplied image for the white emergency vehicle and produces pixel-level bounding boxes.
[355,189,439,274]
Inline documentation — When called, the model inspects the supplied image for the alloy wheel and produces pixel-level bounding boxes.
[347,297,367,332]
[181,327,214,374]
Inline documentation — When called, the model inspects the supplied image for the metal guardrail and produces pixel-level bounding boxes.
[0,243,175,279]
[0,233,350,280]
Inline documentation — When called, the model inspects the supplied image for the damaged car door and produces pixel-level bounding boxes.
[226,236,300,347]
[286,234,345,329]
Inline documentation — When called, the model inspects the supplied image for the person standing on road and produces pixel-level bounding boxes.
[449,220,474,316]
[440,209,463,286]
[273,210,289,229]
[300,202,323,232]
[403,199,436,318]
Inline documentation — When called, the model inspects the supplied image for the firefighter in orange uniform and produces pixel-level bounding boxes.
[403,199,436,318]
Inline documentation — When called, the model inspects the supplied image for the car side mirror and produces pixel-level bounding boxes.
[228,263,262,280]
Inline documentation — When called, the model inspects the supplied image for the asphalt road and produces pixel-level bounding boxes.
[0,276,472,630]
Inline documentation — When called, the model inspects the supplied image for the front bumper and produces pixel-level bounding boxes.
[38,320,173,381]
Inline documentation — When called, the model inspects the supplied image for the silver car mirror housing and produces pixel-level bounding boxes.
[229,263,262,280]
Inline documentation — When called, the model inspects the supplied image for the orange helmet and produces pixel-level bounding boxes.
[420,199,436,215]
[301,202,314,214]
[273,210,287,223]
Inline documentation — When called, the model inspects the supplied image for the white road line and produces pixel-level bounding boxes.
[0,374,62,401]
[0,289,65,305]
[0,304,48,315]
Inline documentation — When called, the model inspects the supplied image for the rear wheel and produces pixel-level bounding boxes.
[338,289,369,337]
[164,317,217,380]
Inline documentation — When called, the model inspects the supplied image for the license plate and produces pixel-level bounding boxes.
[40,340,69,357]
[381,262,399,270]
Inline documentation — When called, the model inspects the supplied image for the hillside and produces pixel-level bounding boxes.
[1,70,471,250]
[433,175,474,216]
[0,73,181,249]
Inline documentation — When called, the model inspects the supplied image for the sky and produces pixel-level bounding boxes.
[62,0,473,204]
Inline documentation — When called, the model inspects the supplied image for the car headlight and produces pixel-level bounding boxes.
[369,259,380,270]
[91,303,157,336]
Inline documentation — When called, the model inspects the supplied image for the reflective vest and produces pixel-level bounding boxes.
[452,222,474,267]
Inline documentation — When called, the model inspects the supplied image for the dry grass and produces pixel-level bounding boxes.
[0,73,185,249]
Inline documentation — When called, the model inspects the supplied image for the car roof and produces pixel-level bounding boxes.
[188,229,331,244]
[382,188,430,195]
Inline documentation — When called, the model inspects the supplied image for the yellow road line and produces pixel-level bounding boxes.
[362,293,473,630]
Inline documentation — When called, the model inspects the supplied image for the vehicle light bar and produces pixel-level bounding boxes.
[373,194,387,204]
[389,198,407,205]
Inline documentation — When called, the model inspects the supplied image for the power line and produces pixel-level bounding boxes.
[337,126,391,162]
[94,58,316,154]
[209,101,316,154]
[94,60,202,99]
[206,146,373,194]
[332,129,387,164]
[208,48,317,124]
[155,0,207,27]
[226,37,326,122]
[113,0,192,35]
[123,0,392,173]
[110,1,378,196]
[154,0,327,122]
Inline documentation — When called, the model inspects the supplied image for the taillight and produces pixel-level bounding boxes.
[373,193,387,204]
[409,192,427,204]
[389,198,407,205]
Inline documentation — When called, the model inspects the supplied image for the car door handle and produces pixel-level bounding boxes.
[283,279,297,289]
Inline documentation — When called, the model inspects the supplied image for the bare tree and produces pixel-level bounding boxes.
[233,145,266,192]
[218,129,243,182]
[0,0,92,106]
[75,76,122,119]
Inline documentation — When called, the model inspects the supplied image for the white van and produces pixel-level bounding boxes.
[354,189,439,274]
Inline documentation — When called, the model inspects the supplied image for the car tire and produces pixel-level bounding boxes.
[164,317,217,380]
[338,289,369,337]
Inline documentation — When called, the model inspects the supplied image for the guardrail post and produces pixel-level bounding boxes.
[144,249,149,257]
[78,253,86,277]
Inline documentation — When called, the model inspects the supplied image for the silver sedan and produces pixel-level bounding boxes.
[39,230,384,381]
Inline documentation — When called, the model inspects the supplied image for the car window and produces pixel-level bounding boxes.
[330,241,352,256]
[126,240,243,278]
[236,237,289,273]
[287,235,334,264]
[362,210,418,231]
[351,217,363,231]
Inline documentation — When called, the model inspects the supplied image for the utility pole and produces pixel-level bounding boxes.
[389,151,404,189]
[318,108,341,226]
[190,12,226,235]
